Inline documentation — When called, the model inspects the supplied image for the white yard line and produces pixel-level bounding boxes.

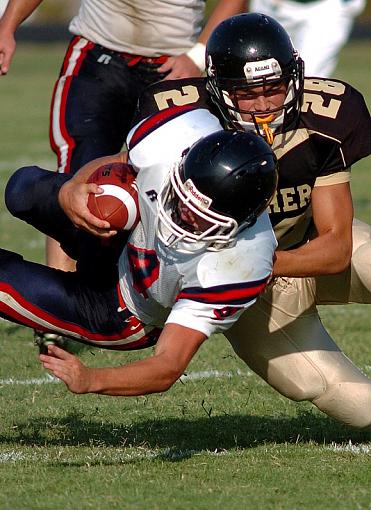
[2,364,371,386]
[0,447,228,464]
[0,374,60,385]
[180,368,253,381]
[328,440,371,454]
[1,441,370,465]
[0,369,253,387]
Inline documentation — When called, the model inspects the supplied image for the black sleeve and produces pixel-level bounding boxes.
[302,79,371,176]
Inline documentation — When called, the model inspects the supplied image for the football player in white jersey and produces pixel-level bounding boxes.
[2,129,277,396]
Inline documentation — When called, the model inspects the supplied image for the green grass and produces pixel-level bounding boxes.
[0,42,370,510]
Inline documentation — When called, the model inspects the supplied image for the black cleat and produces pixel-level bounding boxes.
[34,330,67,355]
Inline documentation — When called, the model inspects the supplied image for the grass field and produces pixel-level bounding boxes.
[0,42,370,510]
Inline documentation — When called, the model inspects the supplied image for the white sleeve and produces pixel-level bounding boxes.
[128,109,223,172]
[165,298,250,338]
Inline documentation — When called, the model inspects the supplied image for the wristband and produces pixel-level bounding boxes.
[186,42,206,71]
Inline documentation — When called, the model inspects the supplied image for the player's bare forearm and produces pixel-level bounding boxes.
[273,232,352,277]
[40,324,207,396]
[0,0,44,30]
[40,349,181,396]
[160,0,247,78]
[273,182,353,277]
[84,356,185,396]
[0,0,44,74]
[198,0,247,45]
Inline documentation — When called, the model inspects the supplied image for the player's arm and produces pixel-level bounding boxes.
[58,151,128,236]
[0,0,44,75]
[159,0,247,80]
[272,182,353,277]
[39,324,207,396]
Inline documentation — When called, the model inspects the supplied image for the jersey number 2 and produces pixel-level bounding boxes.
[154,85,200,110]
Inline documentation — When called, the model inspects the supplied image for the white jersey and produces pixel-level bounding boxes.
[69,0,205,56]
[118,108,277,338]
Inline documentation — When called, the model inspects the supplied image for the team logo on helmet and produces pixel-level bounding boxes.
[183,179,212,209]
[243,58,282,83]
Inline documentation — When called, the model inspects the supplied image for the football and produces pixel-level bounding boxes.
[87,162,140,231]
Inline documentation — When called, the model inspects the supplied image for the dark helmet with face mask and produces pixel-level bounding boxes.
[157,129,278,252]
[205,13,304,144]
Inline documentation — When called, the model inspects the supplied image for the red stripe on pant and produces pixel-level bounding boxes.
[49,37,94,173]
[0,282,161,351]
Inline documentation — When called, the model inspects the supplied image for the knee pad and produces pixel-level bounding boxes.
[279,350,371,428]
[5,166,41,217]
[351,241,371,297]
[268,354,371,428]
[312,381,371,428]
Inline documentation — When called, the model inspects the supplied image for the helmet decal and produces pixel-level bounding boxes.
[243,58,282,82]
[183,179,212,209]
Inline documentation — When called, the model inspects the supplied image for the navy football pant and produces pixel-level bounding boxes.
[1,166,160,350]
[50,36,168,173]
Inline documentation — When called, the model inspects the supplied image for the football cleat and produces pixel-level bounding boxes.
[34,330,67,355]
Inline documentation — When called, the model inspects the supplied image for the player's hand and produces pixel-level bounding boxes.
[59,178,117,238]
[158,54,202,80]
[0,28,16,75]
[39,345,92,394]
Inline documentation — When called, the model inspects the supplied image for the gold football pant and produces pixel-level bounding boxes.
[225,219,371,428]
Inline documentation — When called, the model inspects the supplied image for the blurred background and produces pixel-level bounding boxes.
[2,0,370,41]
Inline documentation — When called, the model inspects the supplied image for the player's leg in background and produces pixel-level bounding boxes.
[286,0,366,77]
[49,38,133,175]
[315,219,371,304]
[47,39,138,271]
[224,276,371,428]
[249,0,365,77]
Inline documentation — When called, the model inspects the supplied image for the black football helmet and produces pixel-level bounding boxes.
[157,130,278,252]
[206,13,304,143]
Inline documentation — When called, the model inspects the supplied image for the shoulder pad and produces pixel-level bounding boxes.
[131,77,211,126]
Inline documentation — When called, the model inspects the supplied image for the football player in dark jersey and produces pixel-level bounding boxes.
[203,13,371,428]
[21,14,371,428]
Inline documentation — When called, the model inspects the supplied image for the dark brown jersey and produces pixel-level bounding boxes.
[270,78,371,248]
[129,77,371,249]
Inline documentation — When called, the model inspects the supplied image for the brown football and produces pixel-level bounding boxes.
[87,162,140,230]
